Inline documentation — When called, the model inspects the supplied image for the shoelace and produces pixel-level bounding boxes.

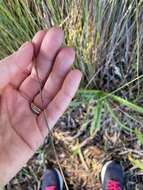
[107,180,122,190]
[45,186,56,190]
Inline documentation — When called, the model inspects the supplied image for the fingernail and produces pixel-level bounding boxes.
[19,41,29,50]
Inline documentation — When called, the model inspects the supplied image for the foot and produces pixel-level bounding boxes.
[41,169,63,190]
[101,161,124,190]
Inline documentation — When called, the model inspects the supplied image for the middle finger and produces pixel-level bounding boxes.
[19,27,64,101]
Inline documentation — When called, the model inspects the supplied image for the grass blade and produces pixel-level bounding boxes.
[129,155,143,171]
[111,95,143,114]
[105,101,133,132]
[135,129,143,145]
[90,100,103,136]
[79,89,143,115]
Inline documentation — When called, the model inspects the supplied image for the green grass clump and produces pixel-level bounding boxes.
[0,0,143,93]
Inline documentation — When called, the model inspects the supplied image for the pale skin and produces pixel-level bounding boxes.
[0,27,82,187]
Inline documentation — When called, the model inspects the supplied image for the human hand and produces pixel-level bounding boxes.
[0,27,82,186]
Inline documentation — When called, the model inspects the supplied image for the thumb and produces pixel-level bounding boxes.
[0,42,34,92]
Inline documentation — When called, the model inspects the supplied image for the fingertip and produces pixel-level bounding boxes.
[42,27,64,47]
[70,69,83,81]
[49,26,64,38]
[17,42,34,65]
[57,47,75,64]
[39,27,65,62]
[32,30,47,56]
[75,69,83,78]
[62,69,82,96]
[65,47,75,60]
[19,41,34,54]
[32,30,47,42]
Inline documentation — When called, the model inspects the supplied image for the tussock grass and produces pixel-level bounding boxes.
[1,0,143,189]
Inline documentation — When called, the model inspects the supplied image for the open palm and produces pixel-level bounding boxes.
[0,28,82,186]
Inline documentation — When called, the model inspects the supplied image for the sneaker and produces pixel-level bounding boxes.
[101,161,124,190]
[41,169,63,190]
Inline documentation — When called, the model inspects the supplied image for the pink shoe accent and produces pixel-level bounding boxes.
[45,186,56,190]
[107,180,122,190]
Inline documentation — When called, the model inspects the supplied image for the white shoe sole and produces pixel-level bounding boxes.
[54,168,64,190]
[101,161,113,184]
